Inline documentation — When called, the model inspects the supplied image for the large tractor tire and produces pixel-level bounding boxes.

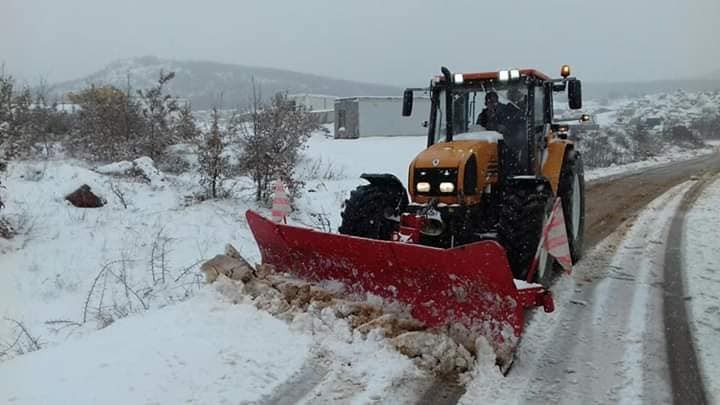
[557,149,585,262]
[338,184,407,240]
[498,186,550,281]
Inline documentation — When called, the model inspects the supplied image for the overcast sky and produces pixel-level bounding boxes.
[2,0,719,86]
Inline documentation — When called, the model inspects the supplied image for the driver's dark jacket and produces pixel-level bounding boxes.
[477,103,527,174]
[476,102,522,131]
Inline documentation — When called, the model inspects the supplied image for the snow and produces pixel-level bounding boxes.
[460,182,692,404]
[0,288,313,404]
[0,119,717,403]
[0,144,428,403]
[453,130,504,142]
[685,176,720,403]
[0,159,260,355]
[513,279,542,290]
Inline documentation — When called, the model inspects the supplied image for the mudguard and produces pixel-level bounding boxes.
[246,210,552,359]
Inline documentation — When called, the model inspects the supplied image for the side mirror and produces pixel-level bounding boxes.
[568,79,582,110]
[402,89,413,116]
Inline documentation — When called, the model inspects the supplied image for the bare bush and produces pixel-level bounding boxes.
[198,107,232,199]
[83,259,147,327]
[109,182,128,209]
[0,318,41,360]
[663,122,705,148]
[577,129,635,168]
[0,217,15,239]
[67,85,145,161]
[237,86,319,205]
[691,108,720,139]
[174,102,200,142]
[303,157,346,181]
[67,70,195,162]
[0,72,33,160]
[627,123,661,159]
[136,70,180,160]
[157,154,191,174]
[149,226,174,284]
[309,210,333,232]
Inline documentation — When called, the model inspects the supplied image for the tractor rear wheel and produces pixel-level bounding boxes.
[339,184,407,240]
[558,150,586,262]
[498,187,550,280]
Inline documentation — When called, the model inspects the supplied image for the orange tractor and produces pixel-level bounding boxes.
[247,65,585,364]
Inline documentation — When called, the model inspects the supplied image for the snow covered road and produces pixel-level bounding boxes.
[685,175,720,404]
[460,170,720,404]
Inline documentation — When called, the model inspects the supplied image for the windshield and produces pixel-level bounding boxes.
[433,82,528,144]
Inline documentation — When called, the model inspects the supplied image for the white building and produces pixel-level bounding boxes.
[287,94,337,112]
[287,94,337,124]
[334,96,431,139]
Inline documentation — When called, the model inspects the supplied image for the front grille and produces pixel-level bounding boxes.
[414,168,458,195]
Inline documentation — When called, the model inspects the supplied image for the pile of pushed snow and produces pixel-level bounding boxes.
[204,246,490,376]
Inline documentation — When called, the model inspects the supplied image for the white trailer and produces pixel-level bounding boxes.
[334,96,431,139]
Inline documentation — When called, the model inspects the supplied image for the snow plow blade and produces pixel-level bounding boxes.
[246,210,552,354]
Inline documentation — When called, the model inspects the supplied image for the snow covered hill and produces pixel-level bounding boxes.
[557,90,720,168]
[49,56,403,110]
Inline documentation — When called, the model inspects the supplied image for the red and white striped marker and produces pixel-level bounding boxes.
[527,197,573,281]
[544,197,572,273]
[271,179,290,224]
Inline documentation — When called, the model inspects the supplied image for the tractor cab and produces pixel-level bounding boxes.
[404,67,583,177]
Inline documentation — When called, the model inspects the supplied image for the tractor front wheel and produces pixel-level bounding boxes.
[339,184,407,240]
[558,150,586,262]
[498,186,550,280]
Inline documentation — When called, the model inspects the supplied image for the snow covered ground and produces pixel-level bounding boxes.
[0,129,717,404]
[685,176,720,403]
[1,288,314,404]
[460,181,694,404]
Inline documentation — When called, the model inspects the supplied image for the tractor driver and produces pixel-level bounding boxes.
[477,91,522,133]
[477,89,528,174]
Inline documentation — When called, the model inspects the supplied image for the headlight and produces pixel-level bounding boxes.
[439,182,455,193]
[416,182,431,193]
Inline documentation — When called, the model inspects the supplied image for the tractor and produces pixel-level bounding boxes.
[338,65,586,283]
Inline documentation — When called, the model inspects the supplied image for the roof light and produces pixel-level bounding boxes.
[498,70,510,81]
[453,73,464,84]
[510,69,520,80]
[561,65,571,78]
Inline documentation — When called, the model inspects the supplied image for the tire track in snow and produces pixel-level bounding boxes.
[255,351,330,405]
[663,174,717,405]
[516,182,692,404]
[415,376,465,405]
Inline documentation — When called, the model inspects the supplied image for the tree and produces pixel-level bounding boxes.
[0,71,33,160]
[174,102,199,142]
[136,70,179,159]
[68,85,143,160]
[198,108,230,199]
[237,87,319,204]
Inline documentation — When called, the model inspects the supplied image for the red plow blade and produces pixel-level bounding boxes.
[246,210,552,356]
